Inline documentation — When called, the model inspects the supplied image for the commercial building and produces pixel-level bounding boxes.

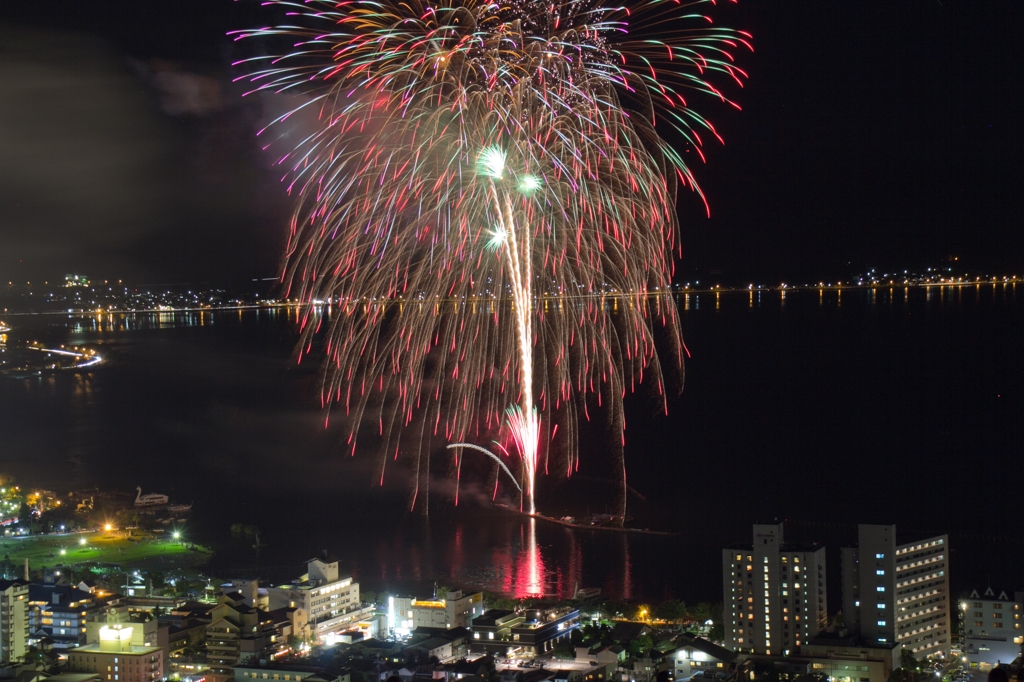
[722,522,828,655]
[840,525,951,659]
[0,579,30,664]
[388,590,484,633]
[66,623,163,682]
[959,588,1023,668]
[471,607,579,657]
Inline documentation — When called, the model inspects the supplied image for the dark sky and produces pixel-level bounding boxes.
[1,0,1021,285]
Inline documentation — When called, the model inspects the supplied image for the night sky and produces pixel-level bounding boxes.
[1,1,1022,284]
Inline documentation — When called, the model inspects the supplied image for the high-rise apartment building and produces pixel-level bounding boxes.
[0,579,29,664]
[841,524,950,659]
[723,522,828,656]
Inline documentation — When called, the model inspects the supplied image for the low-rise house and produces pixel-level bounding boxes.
[665,635,737,681]
[234,661,351,682]
[407,627,471,660]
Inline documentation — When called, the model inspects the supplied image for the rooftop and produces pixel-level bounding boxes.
[72,643,161,656]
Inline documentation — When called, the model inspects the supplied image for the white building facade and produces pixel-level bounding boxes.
[723,522,828,656]
[389,590,484,633]
[266,557,367,636]
[841,525,951,659]
[0,580,29,664]
[960,588,1023,668]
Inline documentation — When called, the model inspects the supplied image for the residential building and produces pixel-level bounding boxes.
[666,634,738,681]
[206,595,261,679]
[959,588,1023,668]
[738,635,900,682]
[264,557,368,637]
[574,645,625,682]
[722,522,828,655]
[388,590,484,633]
[29,584,101,650]
[234,662,350,682]
[841,525,951,658]
[407,626,472,660]
[166,618,208,658]
[0,579,30,664]
[471,607,579,657]
[66,623,163,682]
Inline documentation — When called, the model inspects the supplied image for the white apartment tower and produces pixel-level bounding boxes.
[841,524,951,659]
[723,522,828,656]
[0,580,29,664]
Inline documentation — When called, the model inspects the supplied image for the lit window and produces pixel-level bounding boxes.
[877,604,885,610]
[876,570,885,575]
[875,553,884,559]
[877,620,886,626]
[876,586,885,592]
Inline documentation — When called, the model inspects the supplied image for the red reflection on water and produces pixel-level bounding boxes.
[513,518,545,598]
[622,536,633,601]
[493,519,547,598]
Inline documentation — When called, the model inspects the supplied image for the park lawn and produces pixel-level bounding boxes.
[0,531,210,570]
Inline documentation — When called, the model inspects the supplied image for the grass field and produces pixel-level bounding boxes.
[0,530,211,570]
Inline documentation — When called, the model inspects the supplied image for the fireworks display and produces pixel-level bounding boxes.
[234,0,750,513]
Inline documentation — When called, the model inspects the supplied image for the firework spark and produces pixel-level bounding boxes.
[233,0,750,513]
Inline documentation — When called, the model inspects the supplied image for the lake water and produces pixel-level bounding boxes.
[0,284,1020,605]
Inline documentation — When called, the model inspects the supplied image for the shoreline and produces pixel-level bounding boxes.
[494,504,678,536]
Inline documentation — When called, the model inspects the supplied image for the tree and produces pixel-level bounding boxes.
[628,635,654,656]
[435,585,450,600]
[489,597,519,611]
[551,640,575,659]
[654,600,687,623]
[889,669,916,682]
[24,645,45,670]
[690,602,713,623]
[900,649,921,674]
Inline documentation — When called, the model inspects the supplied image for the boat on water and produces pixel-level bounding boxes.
[168,503,192,513]
[134,486,169,507]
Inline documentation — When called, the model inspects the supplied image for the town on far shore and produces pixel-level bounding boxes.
[0,481,1014,682]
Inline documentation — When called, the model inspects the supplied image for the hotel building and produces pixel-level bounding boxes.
[722,522,828,655]
[266,557,368,637]
[67,624,163,682]
[959,588,1023,668]
[389,590,484,633]
[840,524,951,659]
